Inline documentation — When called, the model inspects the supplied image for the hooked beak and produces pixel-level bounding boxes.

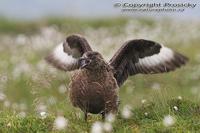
[79,57,91,69]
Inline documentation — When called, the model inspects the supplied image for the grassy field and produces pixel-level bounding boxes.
[0,17,200,133]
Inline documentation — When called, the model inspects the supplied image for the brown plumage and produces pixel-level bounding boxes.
[69,52,119,120]
[45,34,188,120]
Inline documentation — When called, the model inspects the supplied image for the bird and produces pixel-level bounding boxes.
[45,34,188,120]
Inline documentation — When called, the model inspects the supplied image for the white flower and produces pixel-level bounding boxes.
[7,122,11,127]
[54,116,68,130]
[40,111,47,119]
[163,115,176,127]
[58,84,67,94]
[121,105,132,119]
[103,122,113,132]
[105,113,115,123]
[91,121,103,133]
[144,112,148,116]
[173,106,178,111]
[178,96,182,100]
[141,99,147,104]
[0,92,6,101]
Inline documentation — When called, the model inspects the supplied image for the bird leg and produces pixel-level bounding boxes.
[101,112,105,121]
[84,112,88,121]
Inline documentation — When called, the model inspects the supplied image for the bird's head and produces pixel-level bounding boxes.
[79,51,106,70]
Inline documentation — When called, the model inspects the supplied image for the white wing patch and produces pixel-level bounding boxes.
[137,46,174,67]
[53,43,77,65]
[45,43,79,71]
[134,45,188,74]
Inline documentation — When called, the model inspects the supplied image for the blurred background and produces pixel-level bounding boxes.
[0,0,200,130]
[0,0,200,19]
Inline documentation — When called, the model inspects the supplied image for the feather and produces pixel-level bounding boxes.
[109,39,188,86]
[45,34,92,71]
[45,43,79,71]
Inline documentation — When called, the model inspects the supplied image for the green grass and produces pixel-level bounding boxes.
[0,99,200,132]
[0,17,200,132]
[0,17,129,35]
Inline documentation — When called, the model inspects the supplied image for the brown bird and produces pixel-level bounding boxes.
[45,34,188,120]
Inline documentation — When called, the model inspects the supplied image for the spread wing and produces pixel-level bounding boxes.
[109,39,188,87]
[45,35,92,71]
